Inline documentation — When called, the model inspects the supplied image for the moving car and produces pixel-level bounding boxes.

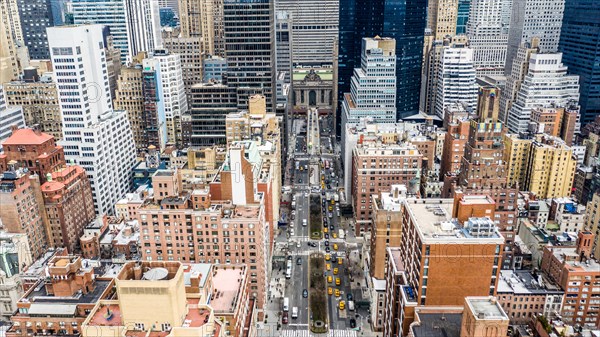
[292,307,298,319]
[335,277,341,286]
[335,288,340,297]
[328,287,333,295]
[296,257,302,265]
[302,289,308,298]
[338,301,345,310]
[333,268,338,275]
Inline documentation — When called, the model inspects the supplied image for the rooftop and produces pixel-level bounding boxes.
[210,265,246,313]
[23,278,111,305]
[88,303,122,326]
[412,313,462,337]
[2,128,53,146]
[404,199,503,242]
[183,263,211,288]
[497,270,563,295]
[465,297,509,320]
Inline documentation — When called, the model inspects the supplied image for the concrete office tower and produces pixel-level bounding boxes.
[123,0,162,58]
[275,0,338,65]
[505,0,565,75]
[4,72,61,140]
[162,32,203,101]
[421,36,471,117]
[341,37,397,130]
[0,1,22,83]
[15,0,53,60]
[223,0,276,112]
[435,42,478,119]
[114,65,145,151]
[499,39,539,124]
[179,0,223,56]
[506,53,580,134]
[274,11,292,103]
[47,25,136,215]
[144,50,187,146]
[466,0,508,76]
[427,0,458,40]
[338,0,426,121]
[71,0,129,63]
[559,0,600,125]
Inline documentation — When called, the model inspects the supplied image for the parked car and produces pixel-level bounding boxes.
[282,312,289,324]
[349,318,356,328]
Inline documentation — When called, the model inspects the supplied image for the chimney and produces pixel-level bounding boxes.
[32,125,42,136]
[10,125,19,134]
[133,264,142,280]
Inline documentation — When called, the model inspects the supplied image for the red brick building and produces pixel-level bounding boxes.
[0,127,65,183]
[41,166,96,253]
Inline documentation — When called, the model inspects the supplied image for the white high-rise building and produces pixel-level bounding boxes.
[275,0,338,66]
[47,25,136,215]
[466,0,509,76]
[341,37,397,127]
[145,49,188,145]
[434,46,478,118]
[505,0,565,75]
[124,0,162,58]
[506,53,580,134]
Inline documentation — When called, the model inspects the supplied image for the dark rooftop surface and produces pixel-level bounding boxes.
[26,279,111,304]
[412,313,463,337]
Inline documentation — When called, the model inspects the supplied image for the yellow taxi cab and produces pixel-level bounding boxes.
[332,233,337,239]
[325,254,331,261]
[328,287,333,295]
[335,288,340,297]
[331,199,335,205]
[328,276,333,283]
[337,257,343,265]
[323,227,328,233]
[333,267,338,275]
[333,243,338,251]
[335,277,341,286]
[339,301,346,310]
[328,205,333,211]
[326,263,331,271]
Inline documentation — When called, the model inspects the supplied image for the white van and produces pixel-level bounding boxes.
[348,300,355,311]
[283,297,289,312]
[291,307,298,319]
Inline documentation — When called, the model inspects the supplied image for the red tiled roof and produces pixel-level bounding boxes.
[2,128,53,146]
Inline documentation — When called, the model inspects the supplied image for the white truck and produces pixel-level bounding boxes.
[338,229,345,239]
[334,193,339,202]
[348,300,355,311]
[283,297,289,311]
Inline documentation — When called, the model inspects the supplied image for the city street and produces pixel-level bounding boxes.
[259,113,374,337]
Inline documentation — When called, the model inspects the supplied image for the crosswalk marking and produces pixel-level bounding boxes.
[279,329,358,337]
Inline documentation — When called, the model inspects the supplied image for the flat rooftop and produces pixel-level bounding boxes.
[183,263,211,288]
[465,297,509,320]
[25,279,111,304]
[404,199,503,243]
[497,270,562,295]
[412,313,462,337]
[210,265,245,313]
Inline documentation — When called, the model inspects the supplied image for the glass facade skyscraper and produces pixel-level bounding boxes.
[559,0,600,125]
[17,0,54,59]
[337,0,426,128]
[456,0,470,34]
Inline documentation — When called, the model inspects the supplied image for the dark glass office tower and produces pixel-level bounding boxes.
[223,0,275,112]
[337,0,426,128]
[17,0,54,59]
[456,0,470,34]
[559,0,600,125]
